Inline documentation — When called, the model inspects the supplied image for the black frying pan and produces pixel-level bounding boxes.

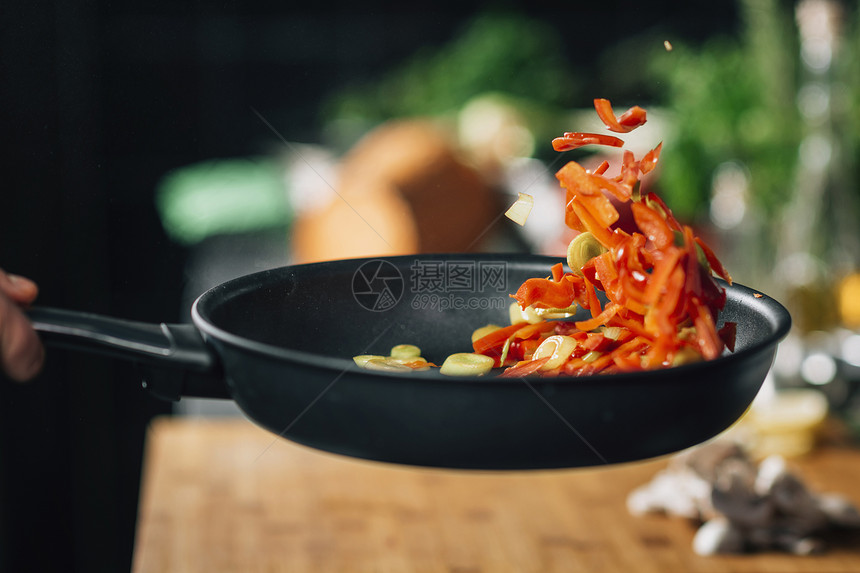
[29,254,791,470]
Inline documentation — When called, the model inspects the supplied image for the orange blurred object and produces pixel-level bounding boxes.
[291,120,499,263]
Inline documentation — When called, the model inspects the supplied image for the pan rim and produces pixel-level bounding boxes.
[190,253,792,386]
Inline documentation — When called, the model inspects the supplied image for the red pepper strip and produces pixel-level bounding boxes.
[593,160,610,175]
[631,201,673,250]
[499,357,551,378]
[552,132,624,152]
[692,299,723,360]
[617,268,649,315]
[568,199,617,247]
[611,336,649,357]
[558,159,633,204]
[644,247,681,306]
[609,337,649,370]
[562,356,589,375]
[616,150,640,190]
[597,174,634,202]
[642,338,673,369]
[614,352,645,371]
[575,303,620,331]
[593,251,619,283]
[639,142,663,175]
[514,275,579,310]
[614,237,650,306]
[579,259,603,292]
[656,266,686,333]
[557,161,600,195]
[648,260,684,361]
[682,226,703,298]
[564,202,586,233]
[473,322,529,355]
[553,323,588,338]
[578,193,619,230]
[551,262,564,282]
[718,322,737,352]
[583,276,603,318]
[520,338,542,360]
[578,353,615,376]
[607,313,650,339]
[643,193,682,231]
[582,333,611,352]
[695,236,733,285]
[513,321,557,341]
[609,283,648,317]
[593,99,647,133]
[598,253,648,316]
[617,106,648,131]
[559,163,611,232]
[506,339,525,362]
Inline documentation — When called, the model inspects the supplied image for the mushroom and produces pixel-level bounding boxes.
[628,439,860,555]
[711,458,773,529]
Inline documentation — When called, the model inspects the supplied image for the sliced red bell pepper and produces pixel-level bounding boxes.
[552,132,625,152]
[473,322,528,355]
[639,142,663,175]
[631,201,674,250]
[592,160,610,175]
[643,193,682,231]
[594,98,647,133]
[583,276,603,318]
[497,98,733,377]
[718,322,737,353]
[514,275,580,311]
[692,299,722,360]
[695,236,733,284]
[568,199,617,247]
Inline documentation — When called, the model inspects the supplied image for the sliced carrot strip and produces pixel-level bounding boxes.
[499,357,551,378]
[575,303,620,331]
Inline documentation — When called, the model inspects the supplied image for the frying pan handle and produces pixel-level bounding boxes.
[27,307,230,401]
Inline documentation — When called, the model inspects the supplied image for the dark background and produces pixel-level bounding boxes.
[0,1,737,570]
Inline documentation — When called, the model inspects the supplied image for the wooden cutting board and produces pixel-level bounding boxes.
[132,417,860,573]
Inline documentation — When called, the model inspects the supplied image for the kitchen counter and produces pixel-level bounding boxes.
[133,417,860,572]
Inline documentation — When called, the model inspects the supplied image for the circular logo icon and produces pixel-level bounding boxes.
[352,259,404,312]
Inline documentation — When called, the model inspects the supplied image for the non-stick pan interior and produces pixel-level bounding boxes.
[189,254,791,468]
[194,254,790,378]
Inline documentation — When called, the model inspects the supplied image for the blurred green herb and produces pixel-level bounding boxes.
[647,0,802,220]
[322,12,578,150]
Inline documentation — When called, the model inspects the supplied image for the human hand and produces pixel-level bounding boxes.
[0,269,44,381]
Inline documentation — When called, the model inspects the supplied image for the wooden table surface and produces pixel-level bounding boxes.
[132,417,860,573]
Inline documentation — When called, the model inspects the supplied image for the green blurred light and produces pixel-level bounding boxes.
[156,157,291,245]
